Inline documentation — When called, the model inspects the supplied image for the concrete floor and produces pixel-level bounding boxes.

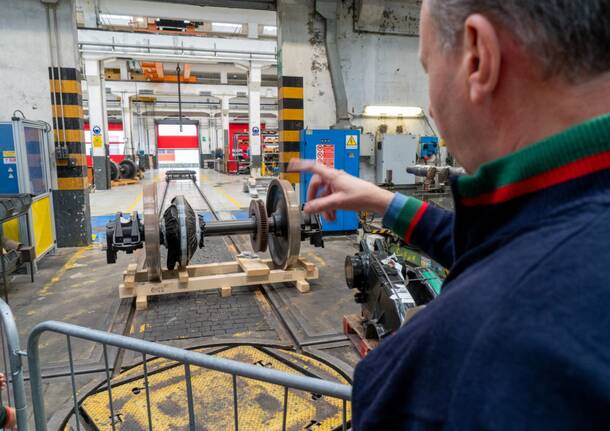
[2,167,362,428]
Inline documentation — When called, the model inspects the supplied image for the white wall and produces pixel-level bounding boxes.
[0,0,79,122]
[337,0,432,135]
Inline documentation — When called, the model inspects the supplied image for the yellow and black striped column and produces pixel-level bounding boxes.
[278,76,304,185]
[49,67,91,247]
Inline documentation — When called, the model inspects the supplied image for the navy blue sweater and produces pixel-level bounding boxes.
[352,114,610,430]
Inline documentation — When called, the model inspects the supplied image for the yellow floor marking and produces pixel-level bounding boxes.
[200,172,241,208]
[218,188,241,208]
[307,252,327,267]
[126,190,144,213]
[227,244,238,255]
[39,246,92,296]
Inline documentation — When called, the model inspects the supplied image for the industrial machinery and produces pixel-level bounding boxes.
[0,194,36,301]
[345,237,442,340]
[375,134,418,186]
[105,171,324,277]
[300,129,360,232]
[419,136,440,160]
[118,159,138,179]
[109,160,120,181]
[407,164,466,188]
[0,117,56,265]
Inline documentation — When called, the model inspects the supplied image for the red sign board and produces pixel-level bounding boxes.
[316,144,335,168]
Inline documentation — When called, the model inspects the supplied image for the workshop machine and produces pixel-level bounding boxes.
[300,129,360,232]
[104,171,324,278]
[345,237,442,341]
[0,118,56,264]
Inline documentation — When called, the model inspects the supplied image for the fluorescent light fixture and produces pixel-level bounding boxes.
[363,105,424,118]
[262,25,277,36]
[211,22,243,33]
[99,13,134,26]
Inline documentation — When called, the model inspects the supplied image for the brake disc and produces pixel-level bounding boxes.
[249,199,268,253]
[266,179,301,269]
[143,183,161,281]
[164,196,198,270]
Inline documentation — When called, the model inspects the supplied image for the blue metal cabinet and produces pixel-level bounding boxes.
[0,124,19,194]
[300,129,360,232]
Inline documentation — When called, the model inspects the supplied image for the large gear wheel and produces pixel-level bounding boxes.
[143,183,162,281]
[266,179,301,269]
[249,199,268,252]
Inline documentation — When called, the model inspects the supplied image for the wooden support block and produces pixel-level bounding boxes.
[118,257,318,301]
[124,263,138,288]
[136,295,148,310]
[124,273,135,289]
[295,279,310,293]
[118,283,132,297]
[237,257,270,277]
[179,270,189,285]
[298,258,315,273]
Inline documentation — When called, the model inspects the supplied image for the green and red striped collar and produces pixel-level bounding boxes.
[457,113,610,206]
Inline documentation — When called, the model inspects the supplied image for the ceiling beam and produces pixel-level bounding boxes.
[98,0,276,24]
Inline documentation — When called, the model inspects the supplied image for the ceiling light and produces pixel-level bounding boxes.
[363,105,424,118]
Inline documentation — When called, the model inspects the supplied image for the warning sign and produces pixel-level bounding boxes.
[92,135,103,149]
[346,134,358,149]
[316,144,335,168]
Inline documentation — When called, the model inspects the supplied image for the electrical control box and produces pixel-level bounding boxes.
[375,134,418,185]
[420,136,440,159]
[0,123,19,194]
[300,129,360,233]
[0,119,56,265]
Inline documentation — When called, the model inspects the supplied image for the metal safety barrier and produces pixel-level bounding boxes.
[28,320,353,431]
[0,300,28,429]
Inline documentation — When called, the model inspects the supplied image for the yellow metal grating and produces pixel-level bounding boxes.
[80,345,351,430]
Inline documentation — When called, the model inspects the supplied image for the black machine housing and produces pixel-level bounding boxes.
[345,238,439,340]
[105,212,144,264]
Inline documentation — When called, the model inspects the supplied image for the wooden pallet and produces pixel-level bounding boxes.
[120,256,318,310]
[112,178,140,187]
[343,314,379,358]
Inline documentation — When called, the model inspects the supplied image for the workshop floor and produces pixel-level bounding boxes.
[2,167,361,428]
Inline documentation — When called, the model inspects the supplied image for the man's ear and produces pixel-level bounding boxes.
[462,14,501,103]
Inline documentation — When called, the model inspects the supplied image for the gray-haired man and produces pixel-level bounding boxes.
[290,0,610,429]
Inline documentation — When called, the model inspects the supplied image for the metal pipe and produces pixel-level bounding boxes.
[407,165,465,177]
[0,300,27,430]
[176,64,183,132]
[27,320,351,430]
[78,41,276,58]
[203,219,257,235]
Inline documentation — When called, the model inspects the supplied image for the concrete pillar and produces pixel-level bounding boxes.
[147,118,158,168]
[277,0,335,129]
[220,71,228,85]
[221,96,230,157]
[248,64,262,175]
[277,0,335,186]
[119,61,130,81]
[85,59,110,190]
[76,0,98,28]
[39,0,91,246]
[120,93,135,158]
[248,22,259,39]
